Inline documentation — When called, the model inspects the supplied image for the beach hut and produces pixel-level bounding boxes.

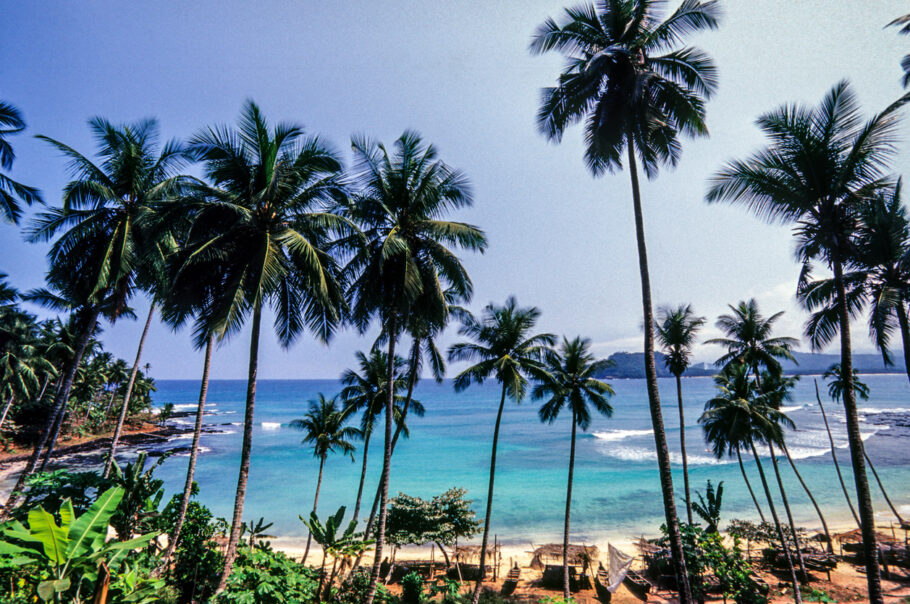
[529,544,598,591]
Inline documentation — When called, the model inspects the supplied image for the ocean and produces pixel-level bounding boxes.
[147,374,910,547]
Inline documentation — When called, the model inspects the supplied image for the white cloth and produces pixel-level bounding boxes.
[607,543,634,593]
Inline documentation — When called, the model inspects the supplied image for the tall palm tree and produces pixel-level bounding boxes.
[345,131,486,604]
[699,365,803,602]
[290,394,359,565]
[0,101,42,224]
[174,101,350,592]
[29,117,188,471]
[887,13,910,88]
[531,4,720,597]
[706,82,906,602]
[656,304,705,525]
[814,378,860,528]
[448,297,555,604]
[533,336,614,600]
[338,349,406,523]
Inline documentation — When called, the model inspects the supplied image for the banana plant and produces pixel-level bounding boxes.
[301,506,373,602]
[0,486,158,602]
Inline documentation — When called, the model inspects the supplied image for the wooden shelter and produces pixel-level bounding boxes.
[529,544,599,570]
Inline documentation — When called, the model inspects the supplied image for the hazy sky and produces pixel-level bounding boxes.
[2,1,908,379]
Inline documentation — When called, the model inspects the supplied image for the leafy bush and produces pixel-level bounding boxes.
[401,571,424,603]
[218,546,318,604]
[335,568,392,604]
[803,587,837,603]
[158,496,223,603]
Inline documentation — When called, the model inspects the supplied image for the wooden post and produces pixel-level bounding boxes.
[493,535,498,581]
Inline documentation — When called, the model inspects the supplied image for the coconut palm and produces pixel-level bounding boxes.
[290,394,359,565]
[27,117,188,473]
[338,349,407,524]
[0,101,42,224]
[656,304,705,524]
[345,131,486,604]
[824,365,906,527]
[530,3,721,596]
[887,14,910,88]
[699,365,803,601]
[533,336,614,599]
[448,298,555,603]
[706,83,905,601]
[814,378,861,528]
[0,308,56,431]
[706,300,798,379]
[173,100,350,592]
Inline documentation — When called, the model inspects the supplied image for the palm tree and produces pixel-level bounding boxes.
[814,378,861,528]
[533,336,614,600]
[339,350,406,524]
[656,304,706,525]
[27,117,188,472]
[448,297,555,604]
[824,365,906,527]
[706,82,905,601]
[887,14,910,88]
[173,101,350,592]
[0,101,42,224]
[530,4,721,597]
[699,365,803,602]
[706,300,798,380]
[345,131,486,604]
[290,394,359,565]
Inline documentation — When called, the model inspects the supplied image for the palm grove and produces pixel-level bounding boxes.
[0,1,908,603]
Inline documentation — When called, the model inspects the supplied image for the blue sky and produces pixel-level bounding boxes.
[2,1,908,379]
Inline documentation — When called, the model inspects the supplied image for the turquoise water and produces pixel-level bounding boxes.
[146,375,910,546]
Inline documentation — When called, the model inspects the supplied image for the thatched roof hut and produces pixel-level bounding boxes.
[529,544,599,570]
[453,544,499,563]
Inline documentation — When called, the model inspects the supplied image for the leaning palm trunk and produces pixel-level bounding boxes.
[769,442,808,580]
[217,301,263,594]
[102,303,155,478]
[737,448,767,524]
[364,317,398,604]
[2,308,100,518]
[864,449,906,527]
[748,439,802,602]
[390,340,420,453]
[562,412,577,600]
[675,374,693,525]
[0,395,14,432]
[352,426,372,524]
[627,141,692,602]
[815,381,861,527]
[781,441,833,553]
[302,456,325,566]
[832,255,883,602]
[896,300,910,386]
[469,384,508,604]
[161,336,214,568]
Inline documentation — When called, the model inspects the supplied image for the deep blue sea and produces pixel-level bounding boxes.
[145,375,910,547]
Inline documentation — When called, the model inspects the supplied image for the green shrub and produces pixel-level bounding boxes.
[218,547,318,604]
[401,571,424,603]
[158,496,223,603]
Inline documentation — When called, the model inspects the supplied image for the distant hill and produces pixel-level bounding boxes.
[596,350,900,379]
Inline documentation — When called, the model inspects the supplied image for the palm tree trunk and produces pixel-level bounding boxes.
[748,438,802,603]
[562,412,577,601]
[102,390,117,417]
[769,442,808,580]
[815,380,861,528]
[781,441,833,553]
[102,303,155,478]
[390,338,420,454]
[364,316,397,604]
[0,395,14,432]
[737,448,767,524]
[216,300,263,594]
[896,300,910,386]
[303,456,326,565]
[352,427,372,524]
[676,374,693,525]
[832,254,883,603]
[626,139,692,604]
[36,375,49,403]
[864,449,906,526]
[161,335,214,568]
[470,383,508,604]
[1,307,100,519]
